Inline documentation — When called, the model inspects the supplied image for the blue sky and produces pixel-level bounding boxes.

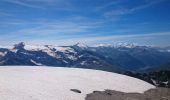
[0,0,170,46]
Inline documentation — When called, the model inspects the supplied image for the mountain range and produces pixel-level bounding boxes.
[0,42,170,73]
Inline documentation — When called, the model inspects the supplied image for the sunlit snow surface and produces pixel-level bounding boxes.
[0,66,155,100]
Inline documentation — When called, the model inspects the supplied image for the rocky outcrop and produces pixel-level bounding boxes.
[86,88,170,100]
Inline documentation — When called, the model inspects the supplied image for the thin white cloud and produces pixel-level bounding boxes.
[50,31,170,46]
[13,31,169,46]
[95,0,121,11]
[0,12,11,16]
[63,31,170,41]
[0,9,13,17]
[0,18,103,36]
[1,0,73,10]
[103,0,167,17]
[0,31,170,46]
[2,0,43,9]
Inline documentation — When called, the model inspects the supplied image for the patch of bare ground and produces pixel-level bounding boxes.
[86,87,170,100]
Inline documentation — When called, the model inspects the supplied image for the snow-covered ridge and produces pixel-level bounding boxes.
[1,42,169,50]
[1,42,170,49]
[12,42,77,59]
[1,42,170,72]
[0,66,155,100]
[0,42,139,50]
[74,43,88,48]
[0,52,7,57]
[93,42,138,48]
[14,42,75,53]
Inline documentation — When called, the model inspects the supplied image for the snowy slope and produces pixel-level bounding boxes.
[0,66,155,100]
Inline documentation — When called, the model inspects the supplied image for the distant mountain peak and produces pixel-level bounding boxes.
[94,42,137,48]
[114,42,137,48]
[73,43,88,49]
[13,42,25,50]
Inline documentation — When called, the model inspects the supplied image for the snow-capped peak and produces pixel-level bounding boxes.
[93,44,113,47]
[74,42,88,48]
[93,42,137,48]
[113,42,137,48]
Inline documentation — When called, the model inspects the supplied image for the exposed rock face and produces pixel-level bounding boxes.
[86,88,170,100]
